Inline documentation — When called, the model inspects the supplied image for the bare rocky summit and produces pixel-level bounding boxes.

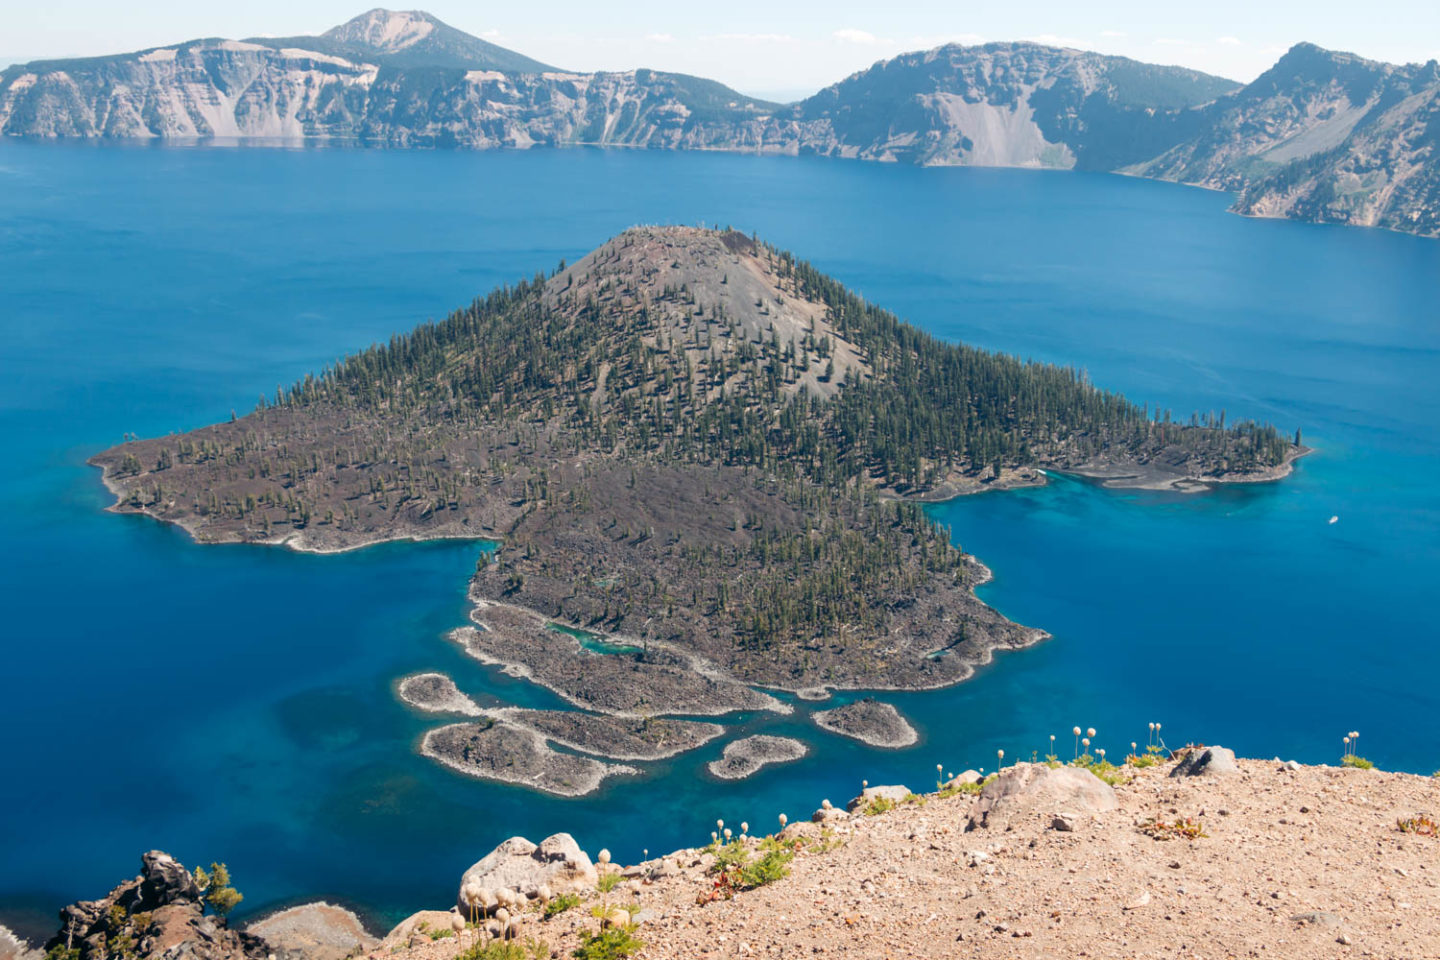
[376,754,1440,960]
[35,752,1440,959]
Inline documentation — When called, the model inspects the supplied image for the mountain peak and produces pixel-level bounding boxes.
[324,9,438,53]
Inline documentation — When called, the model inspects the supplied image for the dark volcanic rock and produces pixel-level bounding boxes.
[421,719,637,796]
[504,708,724,760]
[812,698,918,748]
[44,852,265,960]
[707,735,808,780]
[1170,746,1240,778]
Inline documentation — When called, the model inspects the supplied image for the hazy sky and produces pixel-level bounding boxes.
[5,1,1438,100]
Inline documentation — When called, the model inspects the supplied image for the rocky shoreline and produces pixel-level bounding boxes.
[706,735,809,780]
[453,600,785,718]
[812,698,919,748]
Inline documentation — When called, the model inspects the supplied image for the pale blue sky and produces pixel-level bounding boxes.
[5,1,1438,100]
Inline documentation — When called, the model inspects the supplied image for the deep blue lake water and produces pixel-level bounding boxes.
[2,141,1438,938]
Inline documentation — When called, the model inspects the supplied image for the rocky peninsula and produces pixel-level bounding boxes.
[706,735,809,780]
[813,698,918,748]
[24,747,1440,960]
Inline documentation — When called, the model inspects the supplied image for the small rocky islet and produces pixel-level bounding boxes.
[397,672,483,716]
[707,735,809,780]
[812,698,919,748]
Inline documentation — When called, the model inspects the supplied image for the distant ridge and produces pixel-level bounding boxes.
[1,11,1436,237]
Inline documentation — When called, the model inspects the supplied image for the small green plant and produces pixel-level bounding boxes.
[1340,730,1373,768]
[808,826,845,854]
[193,863,243,917]
[1073,756,1128,786]
[861,796,896,816]
[936,779,983,799]
[105,905,138,960]
[1139,817,1207,841]
[429,927,455,940]
[1397,815,1439,837]
[544,892,582,918]
[736,837,794,888]
[44,947,80,960]
[1128,753,1160,768]
[572,925,644,960]
[459,938,552,960]
[596,871,623,894]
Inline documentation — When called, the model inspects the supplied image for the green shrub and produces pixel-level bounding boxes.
[710,838,750,873]
[193,863,243,917]
[862,796,896,816]
[1341,755,1375,770]
[460,938,551,960]
[544,892,582,918]
[572,926,644,960]
[737,838,794,888]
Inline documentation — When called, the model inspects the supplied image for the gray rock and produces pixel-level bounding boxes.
[1051,813,1077,832]
[458,833,597,911]
[1170,747,1240,778]
[1291,911,1344,927]
[968,763,1117,831]
[1281,760,1301,771]
[246,903,377,960]
[846,785,912,813]
[943,770,982,788]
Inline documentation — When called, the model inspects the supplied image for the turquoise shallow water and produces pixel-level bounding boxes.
[1,141,1438,937]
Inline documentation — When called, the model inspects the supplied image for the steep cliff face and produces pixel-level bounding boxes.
[2,11,1437,237]
[1131,43,1440,236]
[784,43,1237,169]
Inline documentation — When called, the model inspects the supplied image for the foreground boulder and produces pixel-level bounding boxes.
[245,903,376,960]
[968,763,1117,830]
[846,784,913,813]
[0,925,41,960]
[1171,746,1240,777]
[457,833,597,910]
[45,851,266,960]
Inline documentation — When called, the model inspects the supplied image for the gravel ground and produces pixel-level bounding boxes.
[379,757,1440,960]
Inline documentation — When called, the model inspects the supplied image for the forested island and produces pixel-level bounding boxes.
[92,226,1301,779]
